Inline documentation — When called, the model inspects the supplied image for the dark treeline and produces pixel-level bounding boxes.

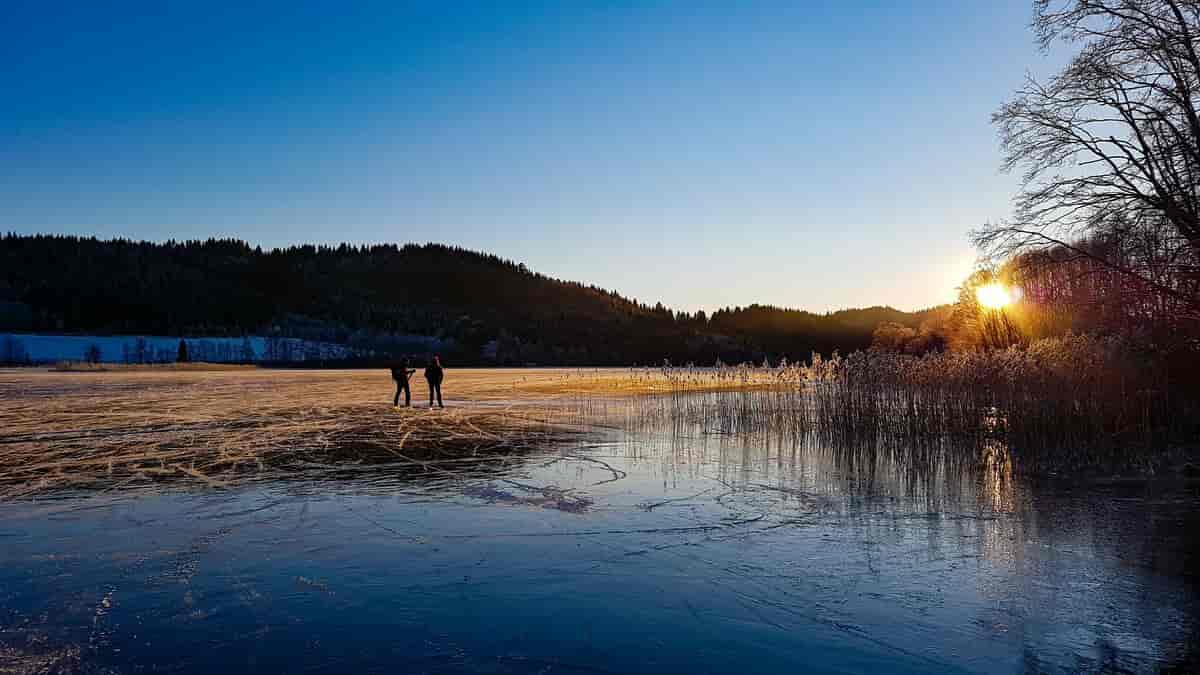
[0,234,941,365]
[711,303,948,357]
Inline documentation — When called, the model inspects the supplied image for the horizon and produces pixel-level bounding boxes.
[2,1,1062,314]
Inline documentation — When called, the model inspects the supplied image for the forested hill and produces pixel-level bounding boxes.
[0,234,945,365]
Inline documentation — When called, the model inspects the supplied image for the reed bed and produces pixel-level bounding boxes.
[0,368,650,500]
[618,335,1193,474]
[1,339,1188,500]
[0,365,823,500]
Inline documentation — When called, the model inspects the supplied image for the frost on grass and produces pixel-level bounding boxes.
[0,365,816,501]
[0,369,612,500]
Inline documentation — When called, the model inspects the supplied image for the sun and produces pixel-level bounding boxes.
[975,282,1015,310]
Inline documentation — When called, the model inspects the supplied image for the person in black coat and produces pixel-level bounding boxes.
[424,354,444,409]
[391,358,416,407]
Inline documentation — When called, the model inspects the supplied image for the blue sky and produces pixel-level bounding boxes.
[1,1,1058,312]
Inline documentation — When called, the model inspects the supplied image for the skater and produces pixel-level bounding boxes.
[391,358,416,406]
[424,354,444,408]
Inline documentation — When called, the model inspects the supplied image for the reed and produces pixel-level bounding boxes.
[0,368,615,499]
[1,342,1190,501]
[616,334,1193,474]
[0,365,821,499]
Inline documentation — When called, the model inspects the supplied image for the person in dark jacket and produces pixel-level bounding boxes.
[424,354,444,409]
[390,358,416,407]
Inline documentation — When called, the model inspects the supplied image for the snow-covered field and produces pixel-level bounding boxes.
[0,333,354,364]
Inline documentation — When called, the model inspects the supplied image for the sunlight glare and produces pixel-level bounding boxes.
[976,282,1014,310]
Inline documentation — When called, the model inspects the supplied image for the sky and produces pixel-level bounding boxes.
[1,1,1062,313]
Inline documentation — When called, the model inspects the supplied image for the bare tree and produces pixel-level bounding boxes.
[977,0,1200,319]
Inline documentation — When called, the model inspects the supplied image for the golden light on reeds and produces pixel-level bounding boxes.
[975,282,1016,310]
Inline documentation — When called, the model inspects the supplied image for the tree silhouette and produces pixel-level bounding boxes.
[978,0,1200,320]
[0,234,942,365]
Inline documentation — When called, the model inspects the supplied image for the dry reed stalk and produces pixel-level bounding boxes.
[612,336,1189,474]
[0,368,648,499]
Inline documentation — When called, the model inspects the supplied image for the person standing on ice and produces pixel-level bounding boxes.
[424,354,444,409]
[391,357,416,407]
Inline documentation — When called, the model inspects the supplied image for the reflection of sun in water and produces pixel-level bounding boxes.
[976,282,1017,310]
[981,439,1016,514]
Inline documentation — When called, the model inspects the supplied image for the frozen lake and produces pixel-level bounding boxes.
[1,404,1197,673]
